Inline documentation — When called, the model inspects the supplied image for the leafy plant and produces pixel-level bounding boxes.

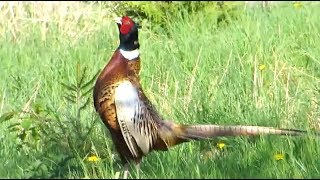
[1,64,100,178]
[109,1,245,31]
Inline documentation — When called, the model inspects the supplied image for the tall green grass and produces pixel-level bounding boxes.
[0,2,319,179]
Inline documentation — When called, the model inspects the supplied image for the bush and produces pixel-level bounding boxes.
[108,1,245,31]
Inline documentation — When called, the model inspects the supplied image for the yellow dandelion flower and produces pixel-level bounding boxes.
[259,64,266,71]
[293,2,303,9]
[217,142,226,149]
[87,155,100,162]
[274,153,284,161]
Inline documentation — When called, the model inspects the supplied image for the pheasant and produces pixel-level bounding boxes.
[93,16,315,178]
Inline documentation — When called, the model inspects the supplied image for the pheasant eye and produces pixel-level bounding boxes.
[124,21,131,25]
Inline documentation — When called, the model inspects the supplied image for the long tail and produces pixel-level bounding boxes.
[180,124,308,140]
[156,120,319,149]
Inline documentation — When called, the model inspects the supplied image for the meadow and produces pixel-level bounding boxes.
[0,1,320,178]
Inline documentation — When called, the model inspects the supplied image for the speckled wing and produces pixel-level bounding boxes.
[114,80,158,157]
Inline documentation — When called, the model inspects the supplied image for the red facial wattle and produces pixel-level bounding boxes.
[120,16,134,34]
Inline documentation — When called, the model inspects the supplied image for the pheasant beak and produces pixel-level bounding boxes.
[114,17,122,25]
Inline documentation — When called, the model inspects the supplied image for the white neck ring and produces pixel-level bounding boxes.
[120,49,140,60]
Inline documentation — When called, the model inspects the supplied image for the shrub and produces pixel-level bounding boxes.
[108,1,245,31]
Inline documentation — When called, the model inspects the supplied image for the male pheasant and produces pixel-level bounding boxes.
[93,16,313,177]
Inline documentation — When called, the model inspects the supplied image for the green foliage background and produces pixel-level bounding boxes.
[0,1,319,178]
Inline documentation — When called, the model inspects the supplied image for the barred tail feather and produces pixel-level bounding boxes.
[157,121,319,149]
[179,125,309,140]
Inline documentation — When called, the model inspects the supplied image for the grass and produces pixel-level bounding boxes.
[0,1,320,179]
